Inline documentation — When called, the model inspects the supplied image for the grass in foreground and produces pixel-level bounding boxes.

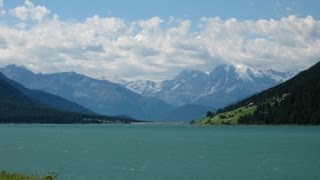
[0,171,57,180]
[197,105,257,125]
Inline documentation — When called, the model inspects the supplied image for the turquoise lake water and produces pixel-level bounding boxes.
[0,124,319,180]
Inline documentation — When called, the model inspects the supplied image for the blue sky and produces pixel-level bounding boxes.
[0,0,320,81]
[3,0,320,22]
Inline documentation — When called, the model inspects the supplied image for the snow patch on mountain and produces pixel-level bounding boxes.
[125,80,158,94]
[225,85,237,93]
[265,69,296,82]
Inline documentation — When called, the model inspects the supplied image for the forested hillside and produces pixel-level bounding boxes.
[197,61,320,125]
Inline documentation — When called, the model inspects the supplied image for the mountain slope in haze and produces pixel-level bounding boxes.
[1,72,93,114]
[124,64,295,108]
[163,104,214,122]
[0,65,173,120]
[0,72,135,124]
[196,61,320,125]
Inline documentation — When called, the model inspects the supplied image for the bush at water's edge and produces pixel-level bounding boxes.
[0,171,58,180]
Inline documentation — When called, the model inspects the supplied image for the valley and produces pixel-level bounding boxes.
[0,64,294,122]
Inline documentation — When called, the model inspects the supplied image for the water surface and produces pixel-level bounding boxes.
[0,124,319,180]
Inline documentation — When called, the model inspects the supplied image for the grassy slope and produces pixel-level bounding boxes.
[0,171,57,180]
[197,105,257,125]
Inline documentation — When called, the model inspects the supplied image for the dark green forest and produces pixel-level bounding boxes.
[218,61,320,125]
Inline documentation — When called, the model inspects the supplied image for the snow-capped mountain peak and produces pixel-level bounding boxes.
[234,65,253,81]
[221,64,265,81]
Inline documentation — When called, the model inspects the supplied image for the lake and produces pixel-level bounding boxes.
[0,124,319,180]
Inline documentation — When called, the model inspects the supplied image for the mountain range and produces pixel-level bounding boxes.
[0,64,295,121]
[124,64,295,108]
[0,65,173,121]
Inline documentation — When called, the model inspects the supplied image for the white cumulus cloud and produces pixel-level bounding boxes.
[0,2,320,81]
[10,0,53,22]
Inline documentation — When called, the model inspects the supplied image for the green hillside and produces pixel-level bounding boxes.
[196,105,256,125]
